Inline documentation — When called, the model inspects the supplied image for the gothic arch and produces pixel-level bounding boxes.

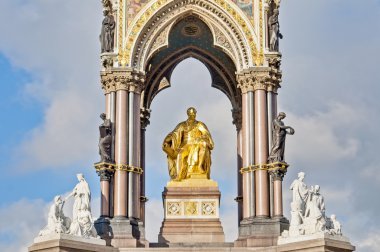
[141,15,241,117]
[125,0,261,71]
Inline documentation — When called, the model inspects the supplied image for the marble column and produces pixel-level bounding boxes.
[127,90,141,219]
[270,170,285,217]
[114,89,129,217]
[241,92,255,219]
[140,108,150,224]
[233,108,243,223]
[254,89,269,217]
[267,89,277,217]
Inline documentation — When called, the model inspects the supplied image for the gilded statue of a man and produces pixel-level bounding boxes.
[163,107,214,181]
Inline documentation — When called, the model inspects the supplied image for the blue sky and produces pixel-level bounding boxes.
[0,0,380,251]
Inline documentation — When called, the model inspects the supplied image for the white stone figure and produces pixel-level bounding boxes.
[39,196,71,236]
[304,185,326,234]
[65,173,96,238]
[290,172,308,213]
[68,203,97,238]
[328,214,342,235]
[284,173,345,239]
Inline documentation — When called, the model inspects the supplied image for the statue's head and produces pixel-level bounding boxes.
[331,214,336,220]
[187,107,197,121]
[314,185,320,193]
[278,112,286,119]
[100,113,107,120]
[54,195,62,204]
[298,172,305,180]
[77,173,84,181]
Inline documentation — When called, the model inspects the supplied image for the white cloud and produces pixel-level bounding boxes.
[285,103,361,167]
[0,199,49,252]
[0,0,103,171]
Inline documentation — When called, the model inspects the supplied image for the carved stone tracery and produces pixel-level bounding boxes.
[127,0,259,71]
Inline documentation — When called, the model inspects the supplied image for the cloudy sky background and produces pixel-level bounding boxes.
[0,0,379,251]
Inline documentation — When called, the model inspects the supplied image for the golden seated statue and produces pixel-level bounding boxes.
[162,107,215,186]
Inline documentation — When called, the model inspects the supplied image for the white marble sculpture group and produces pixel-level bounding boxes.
[39,174,97,238]
[284,172,342,237]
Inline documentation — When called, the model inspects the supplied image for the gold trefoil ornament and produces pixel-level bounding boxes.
[163,107,214,181]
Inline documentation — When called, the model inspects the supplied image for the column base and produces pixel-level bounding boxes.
[109,217,148,248]
[94,216,112,245]
[235,216,289,247]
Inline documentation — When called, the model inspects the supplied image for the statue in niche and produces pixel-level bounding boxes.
[268,7,283,51]
[39,196,71,236]
[268,112,294,163]
[65,174,97,238]
[163,107,214,181]
[100,9,115,53]
[98,113,113,163]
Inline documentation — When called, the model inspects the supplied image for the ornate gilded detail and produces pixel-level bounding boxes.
[184,202,198,216]
[100,69,145,94]
[201,202,216,216]
[240,161,288,175]
[167,202,181,216]
[118,0,126,65]
[94,162,116,181]
[257,0,265,65]
[115,164,143,174]
[125,0,258,69]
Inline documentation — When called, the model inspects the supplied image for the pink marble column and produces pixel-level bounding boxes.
[100,180,110,216]
[127,91,141,219]
[273,179,283,217]
[241,92,253,219]
[254,89,270,217]
[114,90,128,217]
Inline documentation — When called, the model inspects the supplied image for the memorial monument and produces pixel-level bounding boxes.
[158,107,225,244]
[29,0,355,251]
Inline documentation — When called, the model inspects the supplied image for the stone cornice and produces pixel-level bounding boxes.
[100,68,145,94]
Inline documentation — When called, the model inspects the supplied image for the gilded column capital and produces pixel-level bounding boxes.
[237,67,272,94]
[100,69,145,94]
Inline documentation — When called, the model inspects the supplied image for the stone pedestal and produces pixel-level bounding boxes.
[278,232,355,252]
[158,179,225,244]
[109,217,147,248]
[28,233,112,252]
[236,216,289,247]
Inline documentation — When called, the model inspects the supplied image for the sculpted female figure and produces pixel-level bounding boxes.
[268,112,294,163]
[163,107,214,181]
[65,174,93,236]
